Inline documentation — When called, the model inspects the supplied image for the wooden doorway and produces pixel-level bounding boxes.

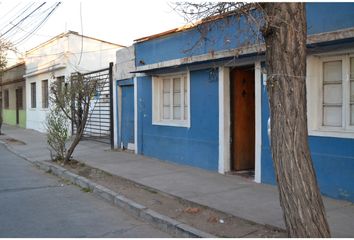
[15,88,23,125]
[230,67,255,171]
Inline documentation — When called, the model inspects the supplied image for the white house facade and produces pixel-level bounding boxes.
[24,31,124,132]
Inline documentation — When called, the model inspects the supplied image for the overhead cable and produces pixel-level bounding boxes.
[13,2,61,46]
[0,2,46,38]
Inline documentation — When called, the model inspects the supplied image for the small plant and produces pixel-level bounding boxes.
[81,187,92,193]
[46,104,69,162]
[47,73,104,163]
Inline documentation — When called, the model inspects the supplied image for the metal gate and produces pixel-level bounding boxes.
[72,63,113,148]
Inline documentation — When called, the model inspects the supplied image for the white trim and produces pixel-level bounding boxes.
[309,129,354,139]
[113,80,118,148]
[134,77,138,154]
[24,63,66,78]
[218,67,230,174]
[314,54,354,137]
[127,143,135,151]
[152,72,191,128]
[117,83,122,149]
[254,61,262,183]
[135,73,147,77]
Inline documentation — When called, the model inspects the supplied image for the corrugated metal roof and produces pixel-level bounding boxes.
[134,22,200,43]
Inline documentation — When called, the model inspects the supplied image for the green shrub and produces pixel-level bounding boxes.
[46,106,69,162]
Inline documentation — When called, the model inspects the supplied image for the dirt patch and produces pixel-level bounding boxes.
[3,138,26,145]
[59,161,286,238]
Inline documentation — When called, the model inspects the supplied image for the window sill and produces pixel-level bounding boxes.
[308,129,354,139]
[152,120,190,128]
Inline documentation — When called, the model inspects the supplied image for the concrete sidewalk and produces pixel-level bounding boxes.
[1,124,353,237]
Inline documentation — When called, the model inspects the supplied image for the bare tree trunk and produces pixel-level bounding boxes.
[64,127,83,162]
[262,3,330,237]
[0,109,2,135]
[64,95,90,162]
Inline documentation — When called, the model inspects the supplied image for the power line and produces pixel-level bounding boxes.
[4,23,54,41]
[12,2,61,46]
[0,2,23,27]
[77,2,84,65]
[4,3,55,40]
[0,2,34,31]
[0,2,46,38]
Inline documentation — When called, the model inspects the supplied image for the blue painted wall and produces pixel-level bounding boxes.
[306,3,354,35]
[121,84,135,148]
[137,68,219,171]
[135,3,354,67]
[260,74,354,202]
[135,13,256,67]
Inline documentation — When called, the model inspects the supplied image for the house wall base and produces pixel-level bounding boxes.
[3,109,26,128]
[261,136,354,202]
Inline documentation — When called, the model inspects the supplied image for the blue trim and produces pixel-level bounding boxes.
[116,80,120,148]
[121,84,135,148]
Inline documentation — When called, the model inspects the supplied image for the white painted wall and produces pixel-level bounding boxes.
[25,32,122,133]
[116,46,135,80]
[26,69,66,132]
[66,34,120,73]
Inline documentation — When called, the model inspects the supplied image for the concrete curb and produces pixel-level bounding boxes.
[34,160,216,238]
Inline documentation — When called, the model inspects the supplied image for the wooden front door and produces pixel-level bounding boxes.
[230,67,255,171]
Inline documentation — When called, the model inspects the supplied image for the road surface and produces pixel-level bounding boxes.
[0,143,170,237]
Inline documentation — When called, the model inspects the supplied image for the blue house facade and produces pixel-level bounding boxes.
[115,3,354,202]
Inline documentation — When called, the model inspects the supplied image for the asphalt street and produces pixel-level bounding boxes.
[0,143,170,237]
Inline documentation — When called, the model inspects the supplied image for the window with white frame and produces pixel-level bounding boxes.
[152,72,190,127]
[320,56,354,131]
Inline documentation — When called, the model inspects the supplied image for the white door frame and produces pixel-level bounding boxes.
[218,62,262,183]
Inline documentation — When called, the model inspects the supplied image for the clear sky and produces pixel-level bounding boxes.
[0,0,187,63]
